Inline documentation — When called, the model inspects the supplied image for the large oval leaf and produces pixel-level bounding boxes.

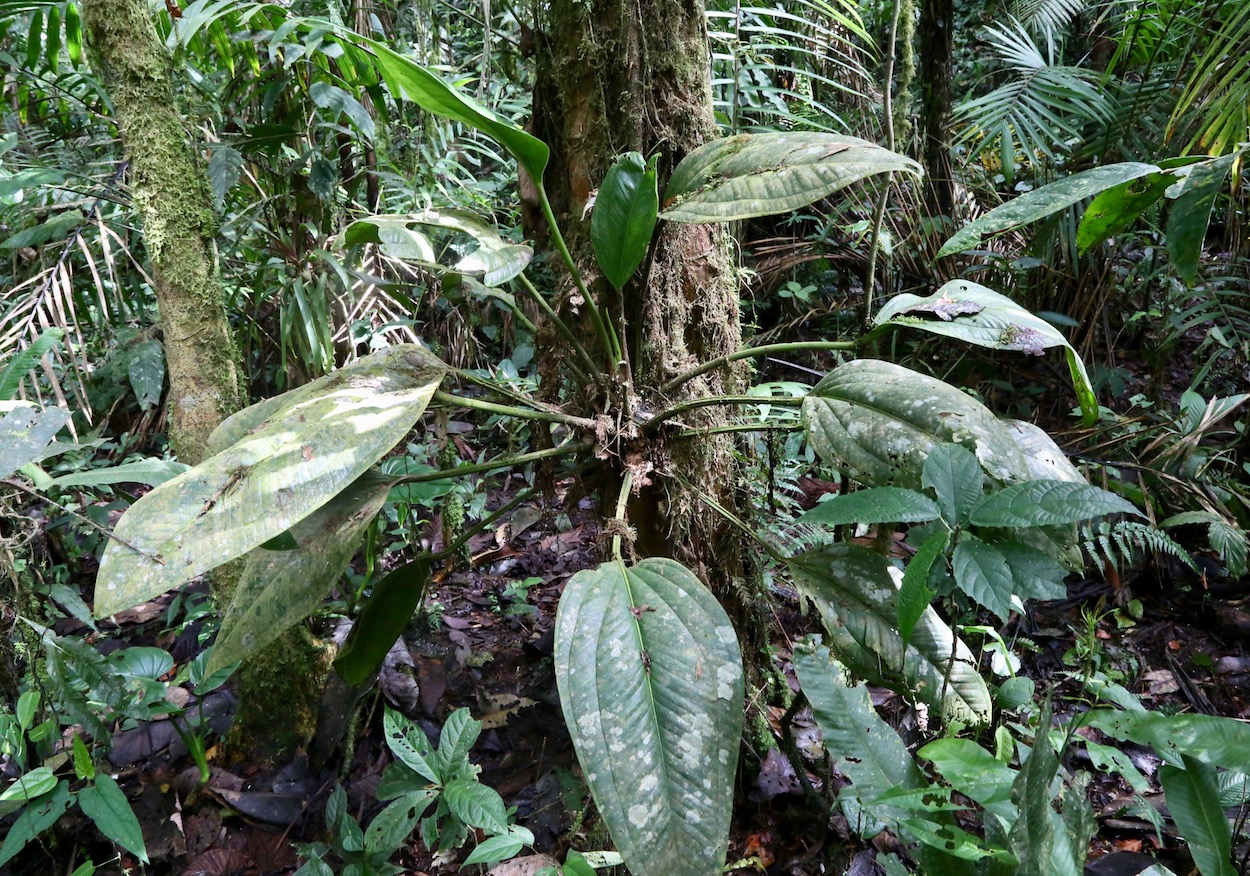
[207,471,399,674]
[94,346,445,617]
[801,359,1029,489]
[788,544,991,726]
[592,152,659,290]
[341,210,533,287]
[873,280,1098,425]
[1167,151,1240,287]
[936,162,1160,258]
[554,558,743,876]
[660,132,920,223]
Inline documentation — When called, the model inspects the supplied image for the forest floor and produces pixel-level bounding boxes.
[8,474,1250,876]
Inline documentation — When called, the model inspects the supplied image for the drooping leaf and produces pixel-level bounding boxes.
[353,36,549,184]
[922,443,983,525]
[788,544,991,726]
[970,481,1142,528]
[554,558,743,876]
[0,780,70,868]
[661,132,920,223]
[94,346,445,617]
[1003,420,1084,483]
[952,537,1015,621]
[0,329,63,401]
[1085,711,1250,772]
[208,471,398,674]
[873,281,1097,425]
[897,530,948,646]
[1167,152,1240,287]
[592,152,659,290]
[797,486,941,527]
[802,359,1029,490]
[937,163,1160,257]
[334,555,431,685]
[1077,170,1173,253]
[341,211,532,286]
[0,404,70,480]
[309,80,376,141]
[78,775,149,864]
[1158,757,1236,876]
[45,458,189,489]
[127,338,165,411]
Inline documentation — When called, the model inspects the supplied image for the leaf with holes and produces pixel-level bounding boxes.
[554,558,743,876]
[0,405,70,480]
[661,132,919,223]
[802,359,1029,490]
[93,346,445,617]
[874,281,1097,425]
[207,471,397,674]
[788,544,991,726]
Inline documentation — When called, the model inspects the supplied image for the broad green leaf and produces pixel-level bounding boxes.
[0,329,63,401]
[898,530,947,645]
[72,733,95,782]
[78,775,149,864]
[1167,152,1240,286]
[922,443,983,525]
[444,779,508,834]
[554,558,743,876]
[991,541,1068,601]
[0,208,84,249]
[970,481,1141,528]
[208,471,397,674]
[788,544,991,726]
[309,80,376,141]
[0,779,70,868]
[1084,741,1149,794]
[792,640,926,813]
[127,338,165,410]
[952,537,1014,622]
[354,36,549,184]
[366,791,436,850]
[462,830,531,866]
[334,555,431,685]
[46,458,189,489]
[661,132,920,223]
[433,708,483,780]
[0,767,57,818]
[873,281,1097,425]
[937,163,1160,258]
[1078,171,1173,252]
[0,404,70,480]
[341,211,532,286]
[383,706,440,784]
[94,345,445,617]
[802,359,1029,490]
[592,152,659,290]
[797,486,941,527]
[1158,758,1235,876]
[1085,711,1250,771]
[914,738,1020,812]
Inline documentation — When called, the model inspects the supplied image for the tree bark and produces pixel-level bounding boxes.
[918,0,955,218]
[82,0,241,465]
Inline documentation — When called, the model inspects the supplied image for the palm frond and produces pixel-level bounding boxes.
[1169,1,1250,154]
[1008,0,1085,42]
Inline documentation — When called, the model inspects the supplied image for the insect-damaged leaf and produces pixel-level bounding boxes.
[661,132,920,223]
[554,558,743,876]
[94,346,445,617]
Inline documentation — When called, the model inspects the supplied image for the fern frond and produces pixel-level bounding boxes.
[1081,520,1199,574]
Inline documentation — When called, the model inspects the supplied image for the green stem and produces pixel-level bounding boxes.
[676,422,801,438]
[431,486,536,563]
[433,390,596,429]
[392,441,582,485]
[611,469,634,561]
[643,395,803,434]
[535,180,621,366]
[515,273,601,382]
[452,367,564,413]
[660,340,858,395]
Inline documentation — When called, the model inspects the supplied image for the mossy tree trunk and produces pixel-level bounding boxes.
[532,0,771,673]
[83,0,324,762]
[918,0,955,218]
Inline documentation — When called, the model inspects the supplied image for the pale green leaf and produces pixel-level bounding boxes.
[1085,711,1250,772]
[661,132,919,223]
[94,346,445,617]
[0,405,70,480]
[341,211,532,286]
[554,558,743,876]
[383,707,440,785]
[46,458,189,489]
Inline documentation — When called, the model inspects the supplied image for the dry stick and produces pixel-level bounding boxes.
[515,273,602,384]
[641,395,802,435]
[2,478,162,563]
[390,441,582,486]
[432,390,597,429]
[659,340,857,396]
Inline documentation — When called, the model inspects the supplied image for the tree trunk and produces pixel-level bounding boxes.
[532,0,771,674]
[84,1,324,762]
[918,0,955,218]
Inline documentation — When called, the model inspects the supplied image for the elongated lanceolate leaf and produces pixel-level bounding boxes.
[208,471,398,674]
[355,36,549,184]
[1078,171,1173,253]
[78,775,149,864]
[94,346,445,617]
[341,211,533,286]
[874,281,1097,425]
[937,162,1160,258]
[788,544,991,726]
[798,486,941,527]
[661,132,920,223]
[592,152,659,290]
[897,530,947,647]
[0,405,70,479]
[802,359,1029,490]
[0,328,62,401]
[1158,758,1236,876]
[334,555,432,685]
[1085,711,1250,772]
[554,558,743,876]
[970,480,1141,528]
[1167,152,1240,287]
